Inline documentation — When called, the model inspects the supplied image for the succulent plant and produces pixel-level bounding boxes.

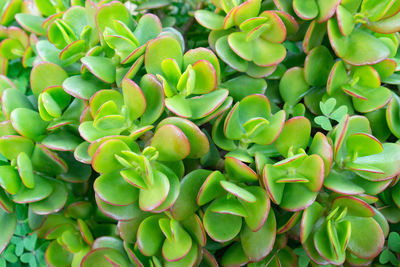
[0,0,400,266]
[195,0,296,78]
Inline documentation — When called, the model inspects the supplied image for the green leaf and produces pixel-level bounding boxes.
[151,124,190,161]
[81,56,116,83]
[30,62,68,97]
[0,209,17,254]
[388,232,400,252]
[379,248,392,264]
[15,240,24,256]
[145,36,182,75]
[314,116,332,131]
[320,98,336,115]
[3,245,18,263]
[20,252,34,263]
[133,14,162,45]
[23,234,36,252]
[220,180,256,202]
[293,0,318,20]
[330,105,348,122]
[279,67,309,106]
[328,18,390,65]
[194,10,224,30]
[304,46,334,86]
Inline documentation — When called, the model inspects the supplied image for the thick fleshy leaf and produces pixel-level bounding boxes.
[225,156,258,182]
[191,60,217,94]
[95,1,133,34]
[133,14,162,45]
[240,186,270,231]
[241,209,276,261]
[183,47,221,82]
[96,195,141,221]
[151,163,180,212]
[220,180,256,202]
[0,136,34,161]
[2,88,34,119]
[151,124,190,161]
[157,117,209,158]
[293,0,318,20]
[185,89,228,119]
[92,139,130,173]
[13,175,53,203]
[259,11,287,43]
[279,67,309,106]
[15,14,46,35]
[122,79,146,121]
[30,62,68,97]
[81,248,129,267]
[30,179,67,215]
[324,169,365,195]
[309,132,333,176]
[10,108,47,141]
[41,131,82,151]
[163,242,198,267]
[171,169,211,220]
[221,243,248,267]
[45,240,73,267]
[228,32,286,66]
[63,75,107,100]
[304,45,334,86]
[194,10,224,30]
[138,74,164,125]
[31,145,68,175]
[346,216,384,259]
[234,0,261,25]
[386,94,400,138]
[145,36,182,75]
[313,220,346,264]
[94,171,139,206]
[137,215,165,256]
[328,18,390,65]
[332,196,374,217]
[203,200,242,242]
[161,219,192,261]
[59,40,86,61]
[336,5,355,36]
[275,117,311,157]
[197,171,225,206]
[90,89,123,117]
[0,166,20,195]
[139,171,170,211]
[301,201,324,243]
[352,86,392,113]
[368,11,400,34]
[317,0,341,22]
[215,35,248,72]
[164,94,192,118]
[17,152,34,189]
[81,56,116,83]
[303,20,327,54]
[222,75,267,102]
[346,133,382,158]
[350,143,400,181]
[210,195,248,217]
[0,189,14,213]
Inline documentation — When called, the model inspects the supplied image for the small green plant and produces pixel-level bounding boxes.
[379,232,400,266]
[314,98,348,130]
[0,206,47,267]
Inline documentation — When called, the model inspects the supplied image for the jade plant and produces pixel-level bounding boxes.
[0,0,400,266]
